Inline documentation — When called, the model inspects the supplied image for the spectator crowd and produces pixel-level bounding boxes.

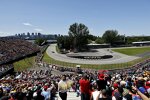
[0,58,149,100]
[0,64,14,78]
[0,38,40,65]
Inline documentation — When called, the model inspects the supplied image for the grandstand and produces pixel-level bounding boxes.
[0,37,40,77]
[0,37,40,64]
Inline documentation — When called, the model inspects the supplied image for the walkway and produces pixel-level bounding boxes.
[57,92,80,100]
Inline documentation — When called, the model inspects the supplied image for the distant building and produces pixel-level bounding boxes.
[38,33,41,36]
[132,41,150,46]
[32,33,34,36]
[87,43,110,49]
[14,32,57,40]
[27,32,30,37]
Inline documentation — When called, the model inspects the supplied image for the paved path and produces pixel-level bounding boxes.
[57,92,80,100]
[46,44,140,64]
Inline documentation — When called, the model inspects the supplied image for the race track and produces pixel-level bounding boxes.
[46,44,140,64]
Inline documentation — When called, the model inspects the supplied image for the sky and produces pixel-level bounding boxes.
[0,0,150,37]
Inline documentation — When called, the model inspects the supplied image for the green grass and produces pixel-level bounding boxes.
[42,52,150,70]
[56,45,61,53]
[112,47,150,55]
[13,56,36,71]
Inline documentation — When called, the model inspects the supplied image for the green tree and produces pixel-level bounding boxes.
[34,38,46,46]
[63,36,72,50]
[57,35,73,50]
[88,34,97,41]
[68,23,89,52]
[88,39,92,44]
[57,35,65,49]
[126,36,150,44]
[102,30,119,45]
[95,37,104,44]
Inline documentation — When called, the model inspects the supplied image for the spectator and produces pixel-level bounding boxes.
[41,86,50,100]
[79,74,90,100]
[97,73,107,91]
[58,75,68,100]
[90,82,99,100]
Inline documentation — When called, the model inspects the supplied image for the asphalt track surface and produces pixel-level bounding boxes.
[46,44,140,64]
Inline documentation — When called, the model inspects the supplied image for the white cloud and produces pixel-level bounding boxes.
[0,31,11,36]
[22,22,43,32]
[22,23,33,26]
[34,28,43,32]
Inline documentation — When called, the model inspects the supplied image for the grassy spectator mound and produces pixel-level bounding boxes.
[112,47,150,55]
[13,56,36,71]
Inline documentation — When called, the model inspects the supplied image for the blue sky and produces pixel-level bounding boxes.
[0,0,150,36]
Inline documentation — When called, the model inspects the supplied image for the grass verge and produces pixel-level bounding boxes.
[112,47,150,55]
[13,56,36,71]
[42,52,150,70]
[56,45,61,53]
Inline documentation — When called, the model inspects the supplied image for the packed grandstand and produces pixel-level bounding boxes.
[0,37,40,65]
[0,38,150,100]
[0,37,40,78]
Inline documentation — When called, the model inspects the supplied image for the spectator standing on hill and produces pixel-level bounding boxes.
[58,75,68,100]
[41,85,50,100]
[96,89,112,100]
[97,73,107,91]
[90,82,100,100]
[79,74,90,100]
[75,79,80,97]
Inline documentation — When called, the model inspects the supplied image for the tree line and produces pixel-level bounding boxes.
[56,23,150,52]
